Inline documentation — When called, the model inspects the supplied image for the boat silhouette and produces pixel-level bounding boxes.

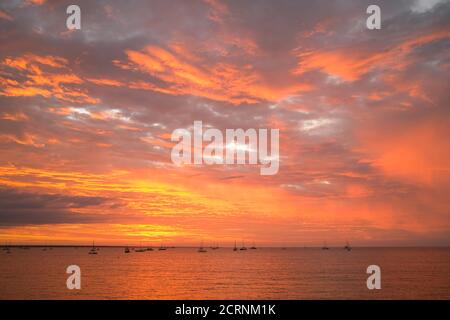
[344,241,352,251]
[88,241,98,254]
[198,241,207,253]
[211,242,219,250]
[3,242,11,253]
[135,242,146,252]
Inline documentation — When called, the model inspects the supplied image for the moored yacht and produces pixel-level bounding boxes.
[322,241,330,250]
[198,241,207,253]
[344,241,352,251]
[88,241,98,254]
[135,242,146,252]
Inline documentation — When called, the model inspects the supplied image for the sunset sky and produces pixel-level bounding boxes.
[0,0,449,246]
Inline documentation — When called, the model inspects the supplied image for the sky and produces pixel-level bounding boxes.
[0,0,449,246]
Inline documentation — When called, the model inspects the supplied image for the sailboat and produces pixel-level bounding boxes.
[250,241,257,250]
[135,242,146,252]
[88,241,98,254]
[158,244,167,251]
[233,240,238,251]
[198,241,207,253]
[322,241,330,250]
[240,241,247,251]
[344,241,352,251]
[124,245,130,253]
[4,242,11,254]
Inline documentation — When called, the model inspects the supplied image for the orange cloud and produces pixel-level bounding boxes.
[357,116,450,186]
[87,78,123,87]
[0,111,28,121]
[0,133,44,148]
[294,29,450,81]
[0,10,13,21]
[0,54,98,104]
[24,0,46,6]
[120,45,311,104]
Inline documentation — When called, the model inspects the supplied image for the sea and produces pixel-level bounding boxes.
[0,247,449,299]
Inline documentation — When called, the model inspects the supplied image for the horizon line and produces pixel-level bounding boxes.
[3,244,450,248]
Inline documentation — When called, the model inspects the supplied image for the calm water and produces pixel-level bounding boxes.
[0,247,449,299]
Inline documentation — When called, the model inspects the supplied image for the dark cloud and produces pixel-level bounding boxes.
[0,187,112,226]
